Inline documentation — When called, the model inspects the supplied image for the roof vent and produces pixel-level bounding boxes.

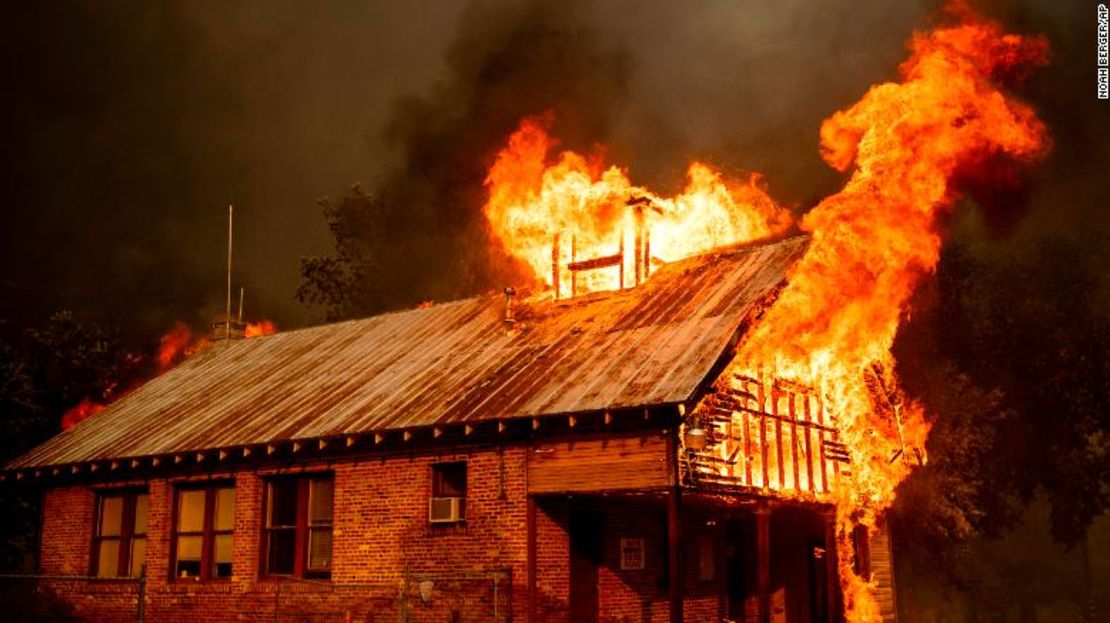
[503,287,517,326]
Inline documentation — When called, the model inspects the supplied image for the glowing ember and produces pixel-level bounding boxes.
[483,115,792,295]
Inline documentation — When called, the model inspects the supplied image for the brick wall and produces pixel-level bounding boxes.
[30,445,529,622]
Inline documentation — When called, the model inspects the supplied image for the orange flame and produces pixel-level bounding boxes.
[245,320,277,338]
[61,397,105,430]
[733,8,1047,620]
[483,115,792,295]
[64,318,278,429]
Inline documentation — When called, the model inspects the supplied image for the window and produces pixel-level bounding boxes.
[263,474,333,578]
[172,483,235,580]
[92,490,148,578]
[429,462,466,524]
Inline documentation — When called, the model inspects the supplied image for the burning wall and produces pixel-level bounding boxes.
[483,5,1049,621]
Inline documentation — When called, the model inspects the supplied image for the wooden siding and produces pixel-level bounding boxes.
[528,433,670,493]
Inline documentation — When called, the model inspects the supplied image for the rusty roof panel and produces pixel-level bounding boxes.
[7,236,808,469]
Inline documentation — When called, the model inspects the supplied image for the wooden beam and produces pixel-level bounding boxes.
[604,411,613,426]
[568,415,577,428]
[402,431,412,442]
[464,424,474,436]
[527,495,538,623]
[174,454,184,465]
[242,447,252,458]
[292,441,303,453]
[531,418,540,431]
[757,502,772,623]
[433,427,443,439]
[667,485,683,623]
[266,444,277,456]
[346,436,357,448]
[218,450,229,461]
[374,433,384,445]
[498,421,507,434]
[195,453,205,463]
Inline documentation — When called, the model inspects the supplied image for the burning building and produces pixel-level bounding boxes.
[2,5,1050,623]
[4,234,884,623]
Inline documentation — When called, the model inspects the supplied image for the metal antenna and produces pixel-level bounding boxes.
[226,204,233,343]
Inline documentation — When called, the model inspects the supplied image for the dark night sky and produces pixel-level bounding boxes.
[0,0,1106,340]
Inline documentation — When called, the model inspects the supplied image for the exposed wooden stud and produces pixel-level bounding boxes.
[195,453,205,463]
[346,436,356,448]
[403,430,413,442]
[464,424,474,436]
[532,418,540,431]
[242,447,252,458]
[266,444,277,456]
[218,450,229,461]
[568,415,577,428]
[604,411,613,426]
[292,441,303,453]
[433,427,443,439]
[318,439,328,451]
[374,433,384,445]
[174,454,184,465]
[498,421,507,434]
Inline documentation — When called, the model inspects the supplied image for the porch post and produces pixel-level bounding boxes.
[527,495,537,623]
[756,502,771,623]
[668,485,683,623]
[823,508,841,623]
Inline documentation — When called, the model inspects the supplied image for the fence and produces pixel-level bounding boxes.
[0,567,513,623]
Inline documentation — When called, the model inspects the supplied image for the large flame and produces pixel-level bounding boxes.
[483,115,792,295]
[734,8,1048,620]
[483,5,1047,621]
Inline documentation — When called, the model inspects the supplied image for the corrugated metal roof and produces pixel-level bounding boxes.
[7,236,808,469]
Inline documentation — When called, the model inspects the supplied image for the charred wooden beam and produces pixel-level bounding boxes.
[566,252,622,272]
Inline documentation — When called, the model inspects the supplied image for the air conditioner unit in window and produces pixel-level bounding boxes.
[429,496,465,523]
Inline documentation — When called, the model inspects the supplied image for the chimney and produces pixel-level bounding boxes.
[211,318,246,341]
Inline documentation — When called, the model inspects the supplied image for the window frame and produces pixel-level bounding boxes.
[430,461,467,525]
[90,488,148,579]
[260,473,334,580]
[169,481,236,582]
